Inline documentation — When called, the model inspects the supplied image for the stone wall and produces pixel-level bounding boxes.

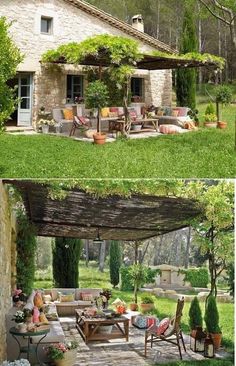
[0,182,16,363]
[0,0,173,126]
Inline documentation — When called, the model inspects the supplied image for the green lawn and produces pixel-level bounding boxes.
[1,101,235,178]
[34,262,234,353]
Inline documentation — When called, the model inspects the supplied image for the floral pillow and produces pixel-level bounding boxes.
[81,293,94,301]
[133,315,159,329]
[156,318,170,335]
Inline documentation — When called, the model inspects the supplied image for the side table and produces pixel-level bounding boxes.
[9,326,50,365]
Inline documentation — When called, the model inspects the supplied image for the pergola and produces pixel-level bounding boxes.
[6,180,201,241]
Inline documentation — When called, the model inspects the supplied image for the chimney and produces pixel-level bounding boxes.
[132,14,144,33]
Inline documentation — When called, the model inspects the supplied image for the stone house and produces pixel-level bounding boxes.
[1,0,173,128]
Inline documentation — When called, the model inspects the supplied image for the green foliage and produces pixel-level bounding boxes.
[85,80,109,110]
[120,265,158,291]
[16,211,37,295]
[0,17,23,132]
[226,262,234,297]
[205,103,215,115]
[109,241,122,288]
[46,341,78,360]
[182,268,209,288]
[176,4,198,109]
[52,237,83,287]
[120,266,133,291]
[204,295,221,334]
[189,296,203,330]
[215,86,233,105]
[204,114,217,122]
[140,293,155,304]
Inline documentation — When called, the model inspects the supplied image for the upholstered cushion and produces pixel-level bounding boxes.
[159,124,182,134]
[172,110,179,117]
[63,109,74,120]
[60,293,75,302]
[43,294,52,303]
[162,106,172,116]
[24,290,36,311]
[109,112,118,118]
[75,288,102,301]
[39,312,49,324]
[110,107,119,114]
[156,318,170,335]
[81,293,93,301]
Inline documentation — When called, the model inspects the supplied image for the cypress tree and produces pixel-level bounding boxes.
[109,241,122,288]
[176,2,198,109]
[189,296,203,330]
[52,237,83,288]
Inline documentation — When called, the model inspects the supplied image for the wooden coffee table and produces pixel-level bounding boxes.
[75,310,129,343]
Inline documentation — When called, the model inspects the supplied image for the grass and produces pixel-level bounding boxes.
[34,261,234,353]
[160,360,234,366]
[1,91,236,178]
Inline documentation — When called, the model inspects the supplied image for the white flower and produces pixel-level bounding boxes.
[1,359,31,366]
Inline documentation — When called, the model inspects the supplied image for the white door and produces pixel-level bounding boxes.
[18,74,33,126]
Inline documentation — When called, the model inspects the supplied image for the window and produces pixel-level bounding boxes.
[131,77,144,101]
[41,16,53,34]
[66,75,84,103]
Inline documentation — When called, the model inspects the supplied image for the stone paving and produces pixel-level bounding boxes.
[60,317,229,366]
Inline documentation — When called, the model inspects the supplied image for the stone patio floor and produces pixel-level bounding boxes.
[60,317,230,366]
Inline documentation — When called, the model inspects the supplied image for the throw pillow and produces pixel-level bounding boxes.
[24,289,36,311]
[101,107,110,118]
[171,110,179,117]
[42,294,52,303]
[110,107,119,114]
[108,112,118,118]
[133,315,159,329]
[81,293,93,301]
[60,293,75,302]
[34,291,44,308]
[156,318,170,335]
[63,109,74,120]
[39,312,49,324]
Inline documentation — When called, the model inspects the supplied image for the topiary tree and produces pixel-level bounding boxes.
[176,3,198,109]
[215,85,232,122]
[109,241,122,288]
[129,264,148,304]
[189,296,203,330]
[0,17,23,132]
[204,295,221,334]
[85,80,109,134]
[52,237,83,287]
[16,211,37,295]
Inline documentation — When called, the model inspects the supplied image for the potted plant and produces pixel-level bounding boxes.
[85,80,109,144]
[215,86,232,129]
[189,297,203,332]
[129,264,147,310]
[130,298,139,311]
[140,293,155,313]
[204,295,222,350]
[203,103,217,128]
[38,118,55,133]
[46,341,78,366]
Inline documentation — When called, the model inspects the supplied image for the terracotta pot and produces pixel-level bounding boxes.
[217,121,227,129]
[54,349,77,366]
[210,333,222,350]
[140,303,154,312]
[93,132,107,145]
[204,122,217,128]
[130,303,139,311]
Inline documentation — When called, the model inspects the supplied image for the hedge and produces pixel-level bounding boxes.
[183,268,209,288]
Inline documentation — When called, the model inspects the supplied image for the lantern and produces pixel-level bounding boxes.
[190,326,206,352]
[204,334,215,358]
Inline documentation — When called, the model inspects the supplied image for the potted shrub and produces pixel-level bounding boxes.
[130,298,139,311]
[204,295,222,350]
[204,103,217,128]
[38,118,55,133]
[215,85,232,129]
[85,80,109,144]
[46,341,78,366]
[140,293,155,313]
[189,297,203,332]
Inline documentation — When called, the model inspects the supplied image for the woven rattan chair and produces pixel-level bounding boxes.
[69,115,90,136]
[144,297,186,360]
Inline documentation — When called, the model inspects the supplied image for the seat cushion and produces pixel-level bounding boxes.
[31,321,65,344]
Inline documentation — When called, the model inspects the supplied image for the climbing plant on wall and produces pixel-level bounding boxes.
[16,211,37,295]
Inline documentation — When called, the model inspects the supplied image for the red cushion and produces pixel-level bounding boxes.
[110,107,119,113]
[78,116,87,125]
[156,318,170,335]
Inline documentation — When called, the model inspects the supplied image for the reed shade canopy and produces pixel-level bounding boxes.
[5,180,201,241]
[46,52,218,70]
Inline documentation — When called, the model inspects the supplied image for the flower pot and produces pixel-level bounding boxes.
[55,124,61,134]
[97,325,113,334]
[93,132,106,145]
[131,124,142,131]
[204,122,217,128]
[54,349,77,366]
[210,333,222,350]
[17,323,27,333]
[217,121,227,129]
[130,303,139,311]
[42,125,49,134]
[140,303,154,312]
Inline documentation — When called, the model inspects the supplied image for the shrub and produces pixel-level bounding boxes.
[183,268,209,288]
[189,296,203,330]
[109,241,122,288]
[140,294,155,304]
[120,266,158,291]
[204,295,221,334]
[52,238,83,287]
[205,102,215,115]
